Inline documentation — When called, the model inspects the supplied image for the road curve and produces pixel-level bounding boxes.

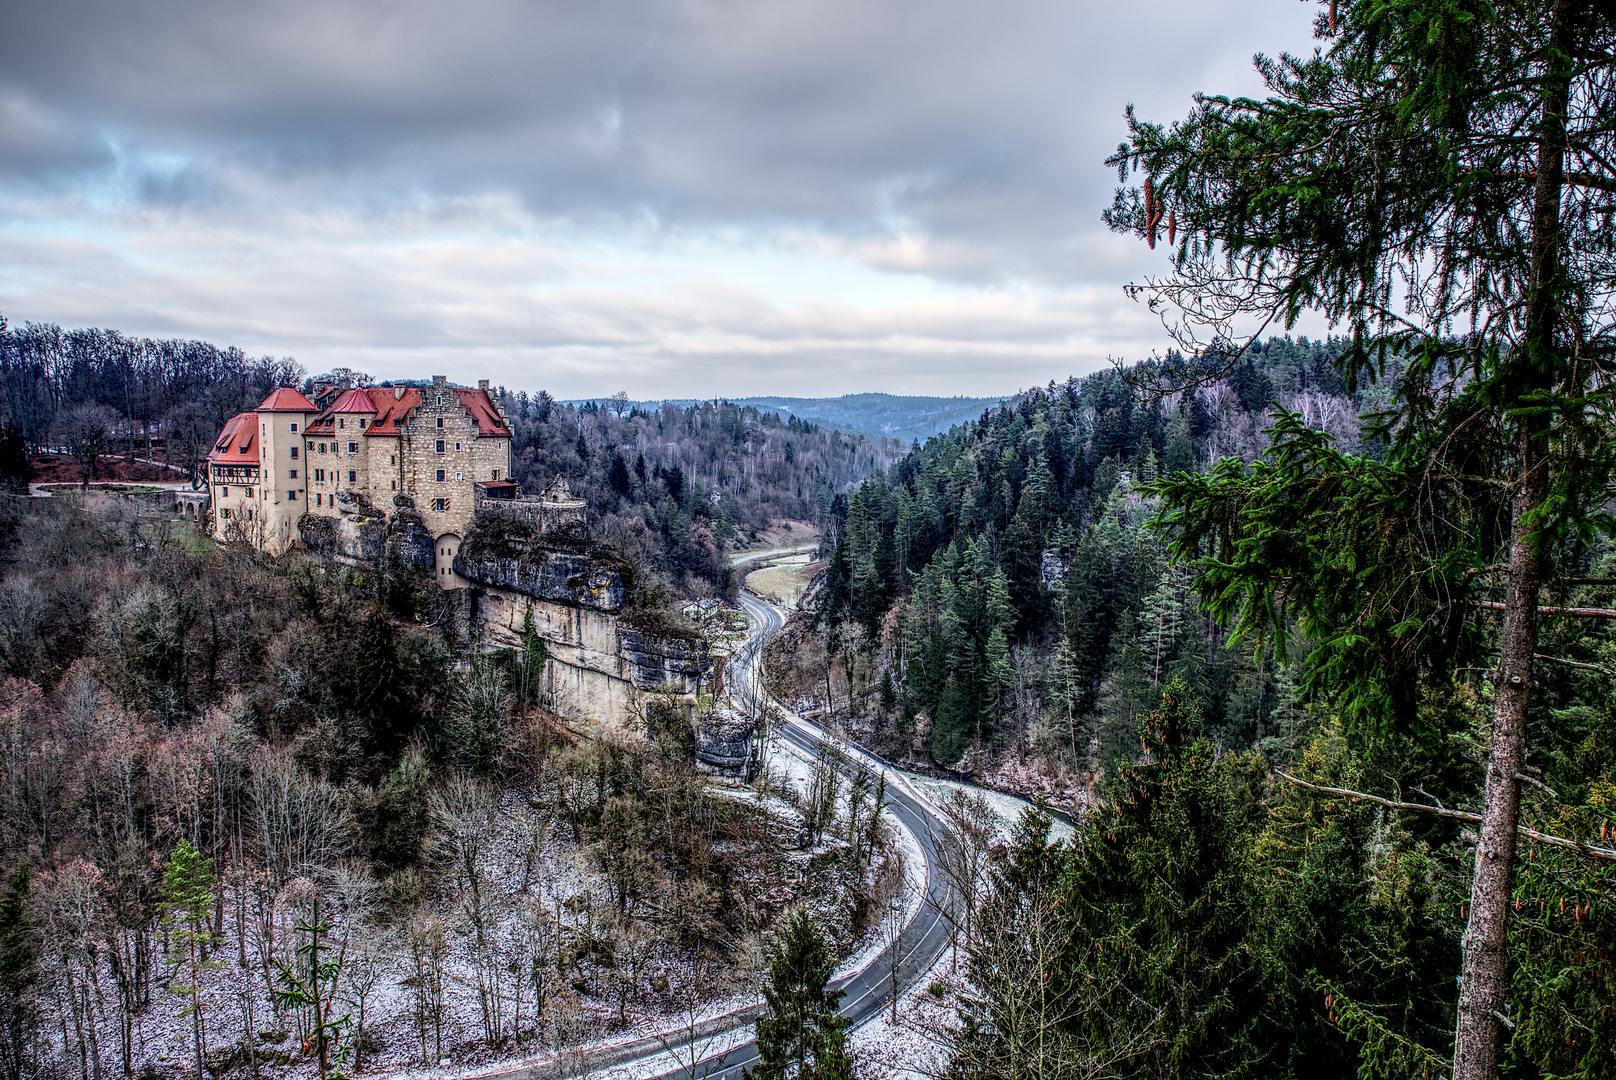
[645,593,956,1080]
[464,581,957,1080]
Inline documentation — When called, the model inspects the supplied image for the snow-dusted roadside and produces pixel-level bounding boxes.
[848,946,959,1080]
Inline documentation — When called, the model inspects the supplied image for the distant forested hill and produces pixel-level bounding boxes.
[730,393,1006,443]
[792,337,1401,773]
[566,393,1006,443]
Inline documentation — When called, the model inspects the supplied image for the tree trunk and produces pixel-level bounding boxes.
[1453,4,1569,1077]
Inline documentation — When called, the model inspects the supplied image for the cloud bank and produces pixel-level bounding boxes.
[0,0,1323,397]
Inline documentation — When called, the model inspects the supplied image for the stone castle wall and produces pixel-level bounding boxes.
[402,379,511,543]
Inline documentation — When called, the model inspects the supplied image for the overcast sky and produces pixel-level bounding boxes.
[0,0,1323,399]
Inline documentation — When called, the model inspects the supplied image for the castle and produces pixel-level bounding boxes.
[208,375,512,580]
[206,375,710,734]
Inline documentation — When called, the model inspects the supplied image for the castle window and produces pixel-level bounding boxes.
[348,470,356,483]
[339,419,345,429]
[391,480,396,490]
[455,442,461,451]
[436,469,446,482]
[437,417,444,429]
[492,468,500,480]
[319,443,326,453]
[390,454,396,464]
[432,498,448,512]
[455,472,462,481]
[436,439,445,453]
[289,469,298,479]
[359,418,367,429]
[247,509,253,521]
[288,491,297,501]
[222,487,228,497]
[221,508,230,519]
[348,442,358,454]
[290,422,298,433]
[245,487,252,498]
[290,446,298,459]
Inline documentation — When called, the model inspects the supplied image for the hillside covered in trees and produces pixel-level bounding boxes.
[0,316,902,598]
[496,392,902,598]
[800,337,1392,773]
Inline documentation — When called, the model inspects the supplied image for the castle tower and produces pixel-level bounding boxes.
[252,387,317,555]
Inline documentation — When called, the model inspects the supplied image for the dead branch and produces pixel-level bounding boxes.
[1475,600,1616,618]
[1274,771,1616,863]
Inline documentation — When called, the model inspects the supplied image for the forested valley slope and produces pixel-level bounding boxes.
[0,316,921,1079]
[791,337,1393,783]
[775,330,1616,1077]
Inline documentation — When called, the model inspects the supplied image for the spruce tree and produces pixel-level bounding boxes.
[0,866,35,1080]
[1111,3,1616,1074]
[354,603,411,755]
[161,841,220,1080]
[754,913,854,1080]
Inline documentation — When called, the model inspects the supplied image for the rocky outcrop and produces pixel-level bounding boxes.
[618,621,707,691]
[455,510,710,731]
[455,514,629,613]
[298,494,388,562]
[695,708,755,776]
[386,496,435,572]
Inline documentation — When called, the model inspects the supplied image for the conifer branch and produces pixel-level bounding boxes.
[1274,772,1616,863]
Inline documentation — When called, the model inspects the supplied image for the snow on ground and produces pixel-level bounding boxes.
[848,947,960,1080]
[901,773,1077,846]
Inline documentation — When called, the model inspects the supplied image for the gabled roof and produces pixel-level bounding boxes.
[257,387,318,412]
[299,383,509,438]
[366,386,419,435]
[453,388,512,437]
[328,388,378,413]
[208,412,259,466]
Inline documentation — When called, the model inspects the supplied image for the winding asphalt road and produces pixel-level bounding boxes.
[476,550,958,1080]
[640,575,957,1079]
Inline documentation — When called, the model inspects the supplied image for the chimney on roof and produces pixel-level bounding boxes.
[478,379,489,391]
[433,375,447,387]
[395,385,405,400]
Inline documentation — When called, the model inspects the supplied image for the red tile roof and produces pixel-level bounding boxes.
[454,388,512,437]
[300,384,508,438]
[365,386,419,435]
[328,388,378,413]
[208,412,259,466]
[257,387,318,412]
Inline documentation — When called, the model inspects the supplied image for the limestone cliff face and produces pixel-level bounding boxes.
[454,510,708,731]
[454,517,629,614]
[386,497,436,573]
[298,497,386,562]
[618,622,707,690]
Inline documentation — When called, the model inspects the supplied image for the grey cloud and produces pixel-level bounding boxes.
[0,0,1326,395]
[0,0,1320,282]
